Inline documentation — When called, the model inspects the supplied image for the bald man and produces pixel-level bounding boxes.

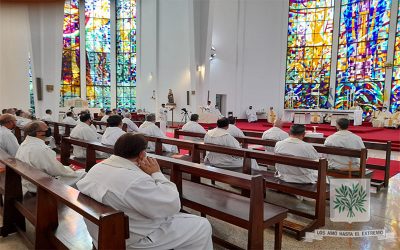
[262,119,289,153]
[0,114,19,156]
[16,121,85,193]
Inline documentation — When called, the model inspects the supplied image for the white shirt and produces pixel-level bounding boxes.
[204,128,258,169]
[42,114,54,122]
[62,116,77,126]
[226,124,245,138]
[262,127,289,152]
[77,155,180,246]
[0,125,19,157]
[274,137,319,183]
[138,121,178,153]
[16,116,31,126]
[245,109,257,122]
[181,121,206,141]
[324,130,365,170]
[122,118,139,132]
[101,127,126,146]
[16,136,85,193]
[70,122,102,158]
[100,115,109,122]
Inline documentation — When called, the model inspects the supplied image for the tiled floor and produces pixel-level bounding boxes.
[1,173,399,249]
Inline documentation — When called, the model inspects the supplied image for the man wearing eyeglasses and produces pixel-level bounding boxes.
[0,114,19,157]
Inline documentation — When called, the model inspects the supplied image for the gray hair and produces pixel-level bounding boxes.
[124,112,131,118]
[146,113,156,122]
[24,121,44,137]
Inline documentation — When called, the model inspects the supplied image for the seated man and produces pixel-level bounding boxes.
[15,110,32,126]
[226,116,245,138]
[70,113,103,158]
[324,118,365,170]
[100,110,112,122]
[77,134,212,249]
[16,121,85,193]
[181,114,206,141]
[274,124,319,183]
[262,119,289,152]
[42,109,54,122]
[98,108,106,117]
[63,111,77,126]
[384,106,400,128]
[101,115,126,146]
[204,117,259,171]
[267,107,276,124]
[245,106,258,123]
[0,114,19,156]
[138,113,178,153]
[372,106,391,127]
[122,112,139,132]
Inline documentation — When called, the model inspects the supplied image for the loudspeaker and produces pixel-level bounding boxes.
[36,77,43,101]
[187,91,190,105]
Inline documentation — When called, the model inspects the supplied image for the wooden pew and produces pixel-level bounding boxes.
[0,149,128,249]
[174,129,368,179]
[44,121,76,145]
[60,137,288,249]
[62,136,327,240]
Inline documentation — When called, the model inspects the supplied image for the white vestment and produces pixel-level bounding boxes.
[372,110,391,127]
[100,115,109,122]
[267,110,277,123]
[226,124,245,138]
[158,107,168,122]
[181,121,206,141]
[77,155,212,250]
[138,121,178,153]
[16,116,32,127]
[15,136,85,193]
[262,127,289,152]
[324,130,365,170]
[274,137,319,183]
[204,128,259,170]
[0,125,19,157]
[245,109,258,122]
[42,114,54,122]
[70,122,103,158]
[101,127,126,146]
[63,117,77,126]
[122,118,139,132]
[384,111,400,128]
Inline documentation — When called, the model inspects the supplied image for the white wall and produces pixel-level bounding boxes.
[207,0,289,118]
[0,3,31,111]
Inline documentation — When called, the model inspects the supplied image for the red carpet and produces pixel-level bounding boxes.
[368,158,400,181]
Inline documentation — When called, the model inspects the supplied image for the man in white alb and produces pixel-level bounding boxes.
[100,110,112,122]
[158,103,168,134]
[245,106,258,123]
[0,114,19,156]
[267,107,276,124]
[324,118,365,170]
[77,133,212,250]
[372,106,392,127]
[101,115,126,146]
[122,112,139,132]
[16,121,85,193]
[262,119,289,153]
[138,113,178,153]
[42,109,54,122]
[204,117,259,171]
[15,110,32,126]
[70,113,104,158]
[63,111,77,126]
[274,124,319,183]
[181,114,206,141]
[226,116,245,138]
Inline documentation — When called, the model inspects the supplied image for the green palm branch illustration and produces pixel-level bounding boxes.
[333,183,367,218]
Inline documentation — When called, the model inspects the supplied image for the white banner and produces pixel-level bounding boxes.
[304,229,396,242]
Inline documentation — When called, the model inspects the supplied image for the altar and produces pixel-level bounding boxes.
[283,109,363,126]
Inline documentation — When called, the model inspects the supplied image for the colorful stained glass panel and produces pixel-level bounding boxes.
[335,0,392,110]
[391,1,400,111]
[285,0,335,109]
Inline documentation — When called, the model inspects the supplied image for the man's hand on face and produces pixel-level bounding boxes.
[138,157,161,175]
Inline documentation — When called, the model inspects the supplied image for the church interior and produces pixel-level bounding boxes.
[0,0,400,249]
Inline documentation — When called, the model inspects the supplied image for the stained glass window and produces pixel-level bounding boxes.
[61,0,80,107]
[85,0,111,108]
[284,0,334,109]
[116,0,137,111]
[391,0,400,112]
[335,0,392,110]
[28,53,35,116]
